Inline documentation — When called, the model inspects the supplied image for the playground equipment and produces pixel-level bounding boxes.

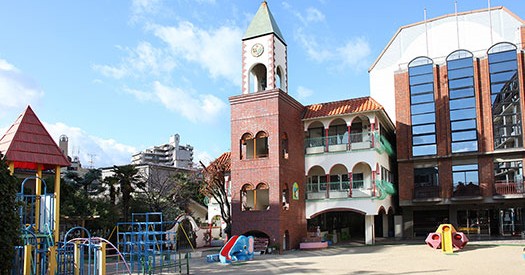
[117,212,189,274]
[4,106,117,274]
[218,235,255,264]
[15,176,57,274]
[425,224,469,254]
[1,106,70,274]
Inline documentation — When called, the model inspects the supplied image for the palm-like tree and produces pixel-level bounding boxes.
[111,165,144,221]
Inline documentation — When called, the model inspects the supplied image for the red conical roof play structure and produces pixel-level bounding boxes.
[0,105,70,170]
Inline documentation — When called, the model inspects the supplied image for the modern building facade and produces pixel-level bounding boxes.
[227,2,397,251]
[131,134,194,168]
[370,6,525,238]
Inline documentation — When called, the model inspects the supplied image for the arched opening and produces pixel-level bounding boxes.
[329,164,350,198]
[276,66,283,90]
[308,210,366,244]
[328,118,348,151]
[241,183,270,211]
[243,230,270,254]
[282,183,290,210]
[283,230,290,251]
[281,132,289,159]
[307,166,327,199]
[240,133,253,160]
[241,183,254,211]
[305,121,325,154]
[240,131,268,159]
[255,182,270,211]
[250,63,267,93]
[352,162,373,197]
[350,116,371,148]
[177,218,197,250]
[255,131,269,158]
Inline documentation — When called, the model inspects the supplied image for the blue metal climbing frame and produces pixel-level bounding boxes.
[117,212,178,273]
[14,176,55,275]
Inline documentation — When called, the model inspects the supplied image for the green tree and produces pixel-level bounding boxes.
[112,165,144,221]
[0,154,20,273]
[64,169,103,193]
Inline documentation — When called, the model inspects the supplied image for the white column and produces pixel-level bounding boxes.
[382,213,389,238]
[365,215,375,245]
[394,215,403,239]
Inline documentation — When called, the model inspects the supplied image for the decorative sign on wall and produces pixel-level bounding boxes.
[292,182,299,200]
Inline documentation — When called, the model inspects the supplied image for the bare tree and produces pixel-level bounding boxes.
[136,165,204,222]
[200,152,231,236]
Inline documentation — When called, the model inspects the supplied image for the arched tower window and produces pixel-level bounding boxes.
[241,184,254,211]
[255,131,269,158]
[408,56,436,156]
[241,183,270,211]
[251,63,267,93]
[240,131,269,160]
[240,133,254,160]
[276,66,283,90]
[487,42,521,149]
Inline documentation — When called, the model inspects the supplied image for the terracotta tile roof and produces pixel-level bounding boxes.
[0,106,70,170]
[303,96,384,120]
[212,152,231,172]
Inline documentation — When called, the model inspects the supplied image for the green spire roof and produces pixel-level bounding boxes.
[243,1,285,44]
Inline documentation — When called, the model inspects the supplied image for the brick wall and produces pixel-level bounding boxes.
[394,51,525,203]
[229,89,306,250]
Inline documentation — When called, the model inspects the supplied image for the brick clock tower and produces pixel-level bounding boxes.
[229,1,306,251]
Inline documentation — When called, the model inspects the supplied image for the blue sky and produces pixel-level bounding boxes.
[0,0,523,168]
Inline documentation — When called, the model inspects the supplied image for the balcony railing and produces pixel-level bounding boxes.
[306,180,374,199]
[494,180,525,195]
[414,185,439,199]
[305,132,375,154]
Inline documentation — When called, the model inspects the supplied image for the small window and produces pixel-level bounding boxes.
[282,132,289,159]
[282,184,290,210]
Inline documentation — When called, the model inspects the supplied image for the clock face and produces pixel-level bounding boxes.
[251,43,264,57]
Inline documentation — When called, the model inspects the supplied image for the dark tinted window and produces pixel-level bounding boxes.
[488,43,522,150]
[409,57,436,156]
[447,50,477,153]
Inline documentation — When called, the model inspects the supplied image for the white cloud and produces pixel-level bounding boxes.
[296,86,314,100]
[336,37,371,70]
[93,41,175,79]
[153,81,226,123]
[130,0,162,22]
[283,4,325,26]
[152,21,242,86]
[0,59,44,114]
[294,29,371,71]
[305,7,325,23]
[123,87,155,102]
[294,28,332,62]
[45,122,138,168]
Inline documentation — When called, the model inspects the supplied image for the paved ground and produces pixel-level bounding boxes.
[182,240,525,275]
